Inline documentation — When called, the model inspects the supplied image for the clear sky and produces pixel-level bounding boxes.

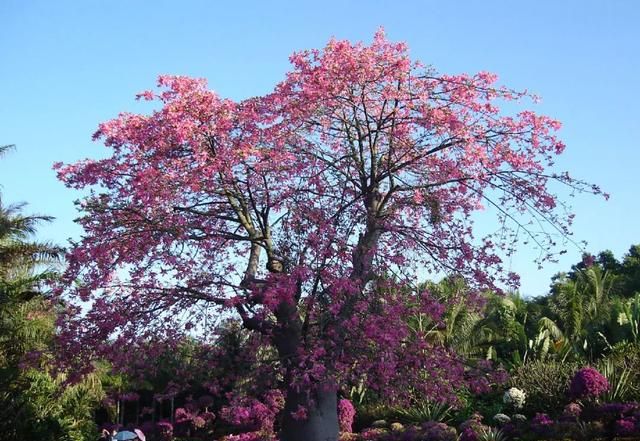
[1,0,638,297]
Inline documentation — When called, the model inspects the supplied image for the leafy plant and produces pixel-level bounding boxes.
[617,293,640,344]
[391,401,453,424]
[477,427,508,441]
[598,358,633,402]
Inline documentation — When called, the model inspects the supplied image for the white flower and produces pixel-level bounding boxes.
[493,413,511,424]
[513,414,527,423]
[503,387,526,409]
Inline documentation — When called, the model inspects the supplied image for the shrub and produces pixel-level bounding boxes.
[353,404,392,431]
[359,427,388,440]
[510,361,577,415]
[613,417,638,436]
[476,427,507,441]
[198,394,215,410]
[614,418,637,437]
[593,402,639,424]
[220,432,275,441]
[551,420,592,441]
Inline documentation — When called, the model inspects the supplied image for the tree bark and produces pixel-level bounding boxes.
[280,385,338,441]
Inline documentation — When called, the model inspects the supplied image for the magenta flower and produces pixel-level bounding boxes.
[569,367,609,399]
[531,413,554,435]
[614,418,637,436]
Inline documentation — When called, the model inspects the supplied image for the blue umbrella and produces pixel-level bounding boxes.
[114,431,138,440]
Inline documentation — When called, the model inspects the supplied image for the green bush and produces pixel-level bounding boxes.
[510,360,579,416]
[354,404,394,431]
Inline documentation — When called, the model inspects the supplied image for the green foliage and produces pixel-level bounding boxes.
[413,276,484,356]
[465,392,505,425]
[6,369,105,441]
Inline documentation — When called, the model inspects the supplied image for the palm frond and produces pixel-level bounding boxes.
[0,144,15,158]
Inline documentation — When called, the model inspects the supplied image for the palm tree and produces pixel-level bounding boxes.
[0,148,105,440]
[412,278,525,362]
[0,197,63,364]
[549,265,616,359]
[410,277,485,356]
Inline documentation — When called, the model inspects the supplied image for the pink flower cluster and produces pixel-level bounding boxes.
[563,402,582,418]
[174,405,215,436]
[338,399,356,433]
[220,390,285,434]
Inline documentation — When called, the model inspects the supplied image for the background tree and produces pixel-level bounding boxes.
[0,146,104,441]
[55,31,602,441]
[619,245,640,297]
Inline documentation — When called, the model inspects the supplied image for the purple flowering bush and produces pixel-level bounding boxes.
[569,367,609,400]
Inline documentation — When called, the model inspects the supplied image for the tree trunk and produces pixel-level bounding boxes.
[280,386,338,441]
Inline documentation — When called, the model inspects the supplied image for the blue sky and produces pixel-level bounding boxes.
[1,0,638,297]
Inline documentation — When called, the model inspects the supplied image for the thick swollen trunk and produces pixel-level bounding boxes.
[274,322,339,441]
[280,386,338,441]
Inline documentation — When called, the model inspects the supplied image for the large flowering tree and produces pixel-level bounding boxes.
[55,31,601,441]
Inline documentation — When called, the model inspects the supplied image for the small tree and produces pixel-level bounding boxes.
[55,31,602,441]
